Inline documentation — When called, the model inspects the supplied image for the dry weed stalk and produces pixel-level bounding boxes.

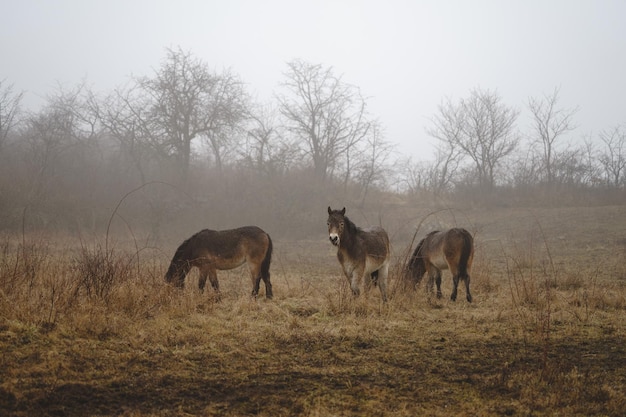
[504,220,558,379]
[1,204,625,416]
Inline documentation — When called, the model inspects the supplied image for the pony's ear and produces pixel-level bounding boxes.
[328,206,332,215]
[341,207,346,215]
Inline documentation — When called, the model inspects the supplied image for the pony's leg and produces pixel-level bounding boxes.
[198,264,212,292]
[426,270,434,295]
[370,271,379,288]
[364,271,378,293]
[435,270,443,299]
[251,276,262,298]
[363,275,370,293]
[261,272,273,299]
[207,269,220,293]
[173,263,188,288]
[250,265,263,298]
[464,274,472,303]
[198,270,208,291]
[450,273,460,301]
[350,268,363,297]
[174,271,186,289]
[377,264,389,303]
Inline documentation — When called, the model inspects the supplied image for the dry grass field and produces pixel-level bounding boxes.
[1,205,625,416]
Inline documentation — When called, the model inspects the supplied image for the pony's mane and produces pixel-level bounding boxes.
[170,229,212,263]
[342,215,360,236]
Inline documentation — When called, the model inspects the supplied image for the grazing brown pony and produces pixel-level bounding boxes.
[406,228,474,302]
[165,226,273,299]
[327,207,391,302]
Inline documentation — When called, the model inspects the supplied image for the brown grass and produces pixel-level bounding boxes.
[1,205,625,416]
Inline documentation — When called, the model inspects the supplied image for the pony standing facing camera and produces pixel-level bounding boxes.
[326,207,390,302]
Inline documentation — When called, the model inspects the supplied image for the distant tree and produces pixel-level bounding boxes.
[277,59,371,181]
[528,87,578,183]
[139,47,248,179]
[199,70,249,172]
[391,145,460,197]
[429,140,463,195]
[395,157,424,195]
[428,88,519,190]
[241,104,298,175]
[21,84,98,210]
[0,79,24,149]
[551,146,592,186]
[353,122,394,204]
[510,147,543,188]
[598,125,626,187]
[91,84,162,184]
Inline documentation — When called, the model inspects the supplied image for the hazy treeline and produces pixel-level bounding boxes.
[0,47,624,238]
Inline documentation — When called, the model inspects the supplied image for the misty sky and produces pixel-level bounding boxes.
[2,0,625,159]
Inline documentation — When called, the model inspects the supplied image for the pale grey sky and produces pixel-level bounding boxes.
[2,0,625,158]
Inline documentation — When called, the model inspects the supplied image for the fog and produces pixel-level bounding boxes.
[1,1,625,242]
[3,0,625,157]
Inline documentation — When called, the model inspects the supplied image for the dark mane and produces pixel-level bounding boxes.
[343,215,359,236]
[165,229,214,278]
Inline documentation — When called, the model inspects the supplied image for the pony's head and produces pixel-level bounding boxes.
[164,261,186,288]
[327,206,346,246]
[406,237,427,285]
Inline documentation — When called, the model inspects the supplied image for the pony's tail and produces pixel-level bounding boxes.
[261,234,273,279]
[458,230,474,279]
[260,233,273,298]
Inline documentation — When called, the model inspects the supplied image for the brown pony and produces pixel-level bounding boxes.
[406,228,474,302]
[165,226,273,299]
[327,207,391,302]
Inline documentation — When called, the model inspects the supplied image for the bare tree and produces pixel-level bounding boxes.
[551,146,594,186]
[353,122,394,204]
[90,84,160,184]
[139,47,248,179]
[0,79,24,149]
[394,144,459,198]
[428,88,519,190]
[21,85,98,210]
[241,104,298,175]
[528,87,579,183]
[395,157,425,195]
[510,147,543,187]
[202,71,249,172]
[430,140,462,195]
[598,125,626,187]
[277,59,371,181]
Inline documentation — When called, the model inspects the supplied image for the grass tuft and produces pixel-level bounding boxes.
[1,205,625,416]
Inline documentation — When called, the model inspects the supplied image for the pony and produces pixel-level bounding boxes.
[165,226,273,299]
[327,207,391,302]
[405,228,474,302]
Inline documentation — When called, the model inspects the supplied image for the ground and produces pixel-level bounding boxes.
[1,205,625,416]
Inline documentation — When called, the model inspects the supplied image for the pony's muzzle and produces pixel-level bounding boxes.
[329,234,339,246]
